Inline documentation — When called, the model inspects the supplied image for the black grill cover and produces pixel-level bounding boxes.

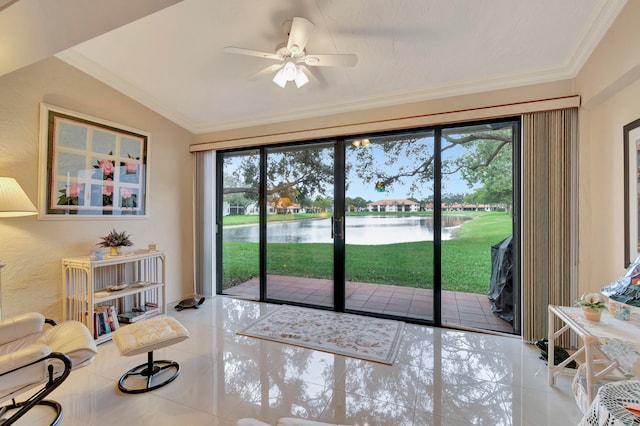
[488,235,513,323]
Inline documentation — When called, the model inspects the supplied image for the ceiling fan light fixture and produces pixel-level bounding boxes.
[351,139,370,148]
[226,16,357,89]
[272,68,288,88]
[283,61,297,81]
[294,67,309,88]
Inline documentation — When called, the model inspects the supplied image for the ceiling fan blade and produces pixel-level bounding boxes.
[223,46,281,61]
[304,54,358,67]
[248,64,282,81]
[287,17,314,54]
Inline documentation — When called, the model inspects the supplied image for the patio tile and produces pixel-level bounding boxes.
[225,275,514,334]
[368,295,390,304]
[362,301,388,310]
[459,312,487,321]
[349,292,370,300]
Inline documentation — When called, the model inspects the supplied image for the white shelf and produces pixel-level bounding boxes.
[62,250,166,343]
[94,282,163,304]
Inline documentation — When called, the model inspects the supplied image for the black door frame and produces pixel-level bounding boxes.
[216,117,521,335]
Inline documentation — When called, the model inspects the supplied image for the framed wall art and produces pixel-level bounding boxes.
[38,104,149,219]
[624,117,640,266]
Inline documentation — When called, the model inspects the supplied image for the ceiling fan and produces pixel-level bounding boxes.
[223,17,358,88]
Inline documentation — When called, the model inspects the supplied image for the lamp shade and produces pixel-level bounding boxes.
[0,177,37,217]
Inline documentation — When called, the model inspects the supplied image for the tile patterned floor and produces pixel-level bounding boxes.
[226,275,514,333]
[12,296,582,425]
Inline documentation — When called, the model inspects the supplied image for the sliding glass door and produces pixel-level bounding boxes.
[439,121,519,334]
[343,131,435,321]
[219,149,260,299]
[216,118,520,334]
[264,143,335,308]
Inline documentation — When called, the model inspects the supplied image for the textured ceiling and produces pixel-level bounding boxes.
[0,0,181,76]
[54,0,626,134]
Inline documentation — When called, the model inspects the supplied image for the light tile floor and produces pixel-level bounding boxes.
[12,296,582,425]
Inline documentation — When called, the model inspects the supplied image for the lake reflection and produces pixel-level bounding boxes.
[223,215,471,245]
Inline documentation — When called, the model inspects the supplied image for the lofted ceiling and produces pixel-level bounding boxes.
[5,0,628,134]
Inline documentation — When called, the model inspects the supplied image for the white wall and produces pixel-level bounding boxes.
[576,0,640,293]
[0,57,194,319]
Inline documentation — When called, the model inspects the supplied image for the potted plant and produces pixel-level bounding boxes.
[574,293,606,322]
[98,229,133,256]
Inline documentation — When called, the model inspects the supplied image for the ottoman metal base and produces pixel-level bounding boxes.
[118,351,181,394]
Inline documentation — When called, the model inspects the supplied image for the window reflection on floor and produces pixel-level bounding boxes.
[49,296,580,425]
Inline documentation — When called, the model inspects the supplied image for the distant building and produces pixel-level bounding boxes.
[244,202,276,215]
[365,199,498,212]
[285,203,306,214]
[367,199,420,212]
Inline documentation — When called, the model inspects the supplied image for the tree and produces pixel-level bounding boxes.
[222,127,514,204]
[458,136,512,210]
[223,149,333,202]
[442,193,466,205]
[352,197,369,210]
[314,195,333,212]
[223,171,256,206]
[351,137,434,197]
[223,155,259,201]
[346,196,369,211]
[296,189,311,210]
[349,128,513,199]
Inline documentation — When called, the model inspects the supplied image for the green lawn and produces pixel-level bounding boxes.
[222,211,511,294]
[223,213,328,226]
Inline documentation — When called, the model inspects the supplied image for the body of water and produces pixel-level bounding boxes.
[223,215,471,245]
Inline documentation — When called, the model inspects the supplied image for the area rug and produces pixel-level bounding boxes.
[238,305,405,365]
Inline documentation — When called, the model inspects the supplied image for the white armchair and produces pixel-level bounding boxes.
[0,312,97,425]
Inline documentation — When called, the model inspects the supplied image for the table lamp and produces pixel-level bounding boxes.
[0,177,37,318]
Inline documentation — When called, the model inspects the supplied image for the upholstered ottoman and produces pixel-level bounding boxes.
[112,316,189,394]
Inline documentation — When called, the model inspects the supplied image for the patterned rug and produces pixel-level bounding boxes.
[238,305,405,365]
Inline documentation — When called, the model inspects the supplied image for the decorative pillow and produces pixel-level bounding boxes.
[601,254,640,308]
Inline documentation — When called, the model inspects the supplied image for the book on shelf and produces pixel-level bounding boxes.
[93,305,119,338]
[93,308,108,338]
[93,312,100,339]
[99,307,111,333]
